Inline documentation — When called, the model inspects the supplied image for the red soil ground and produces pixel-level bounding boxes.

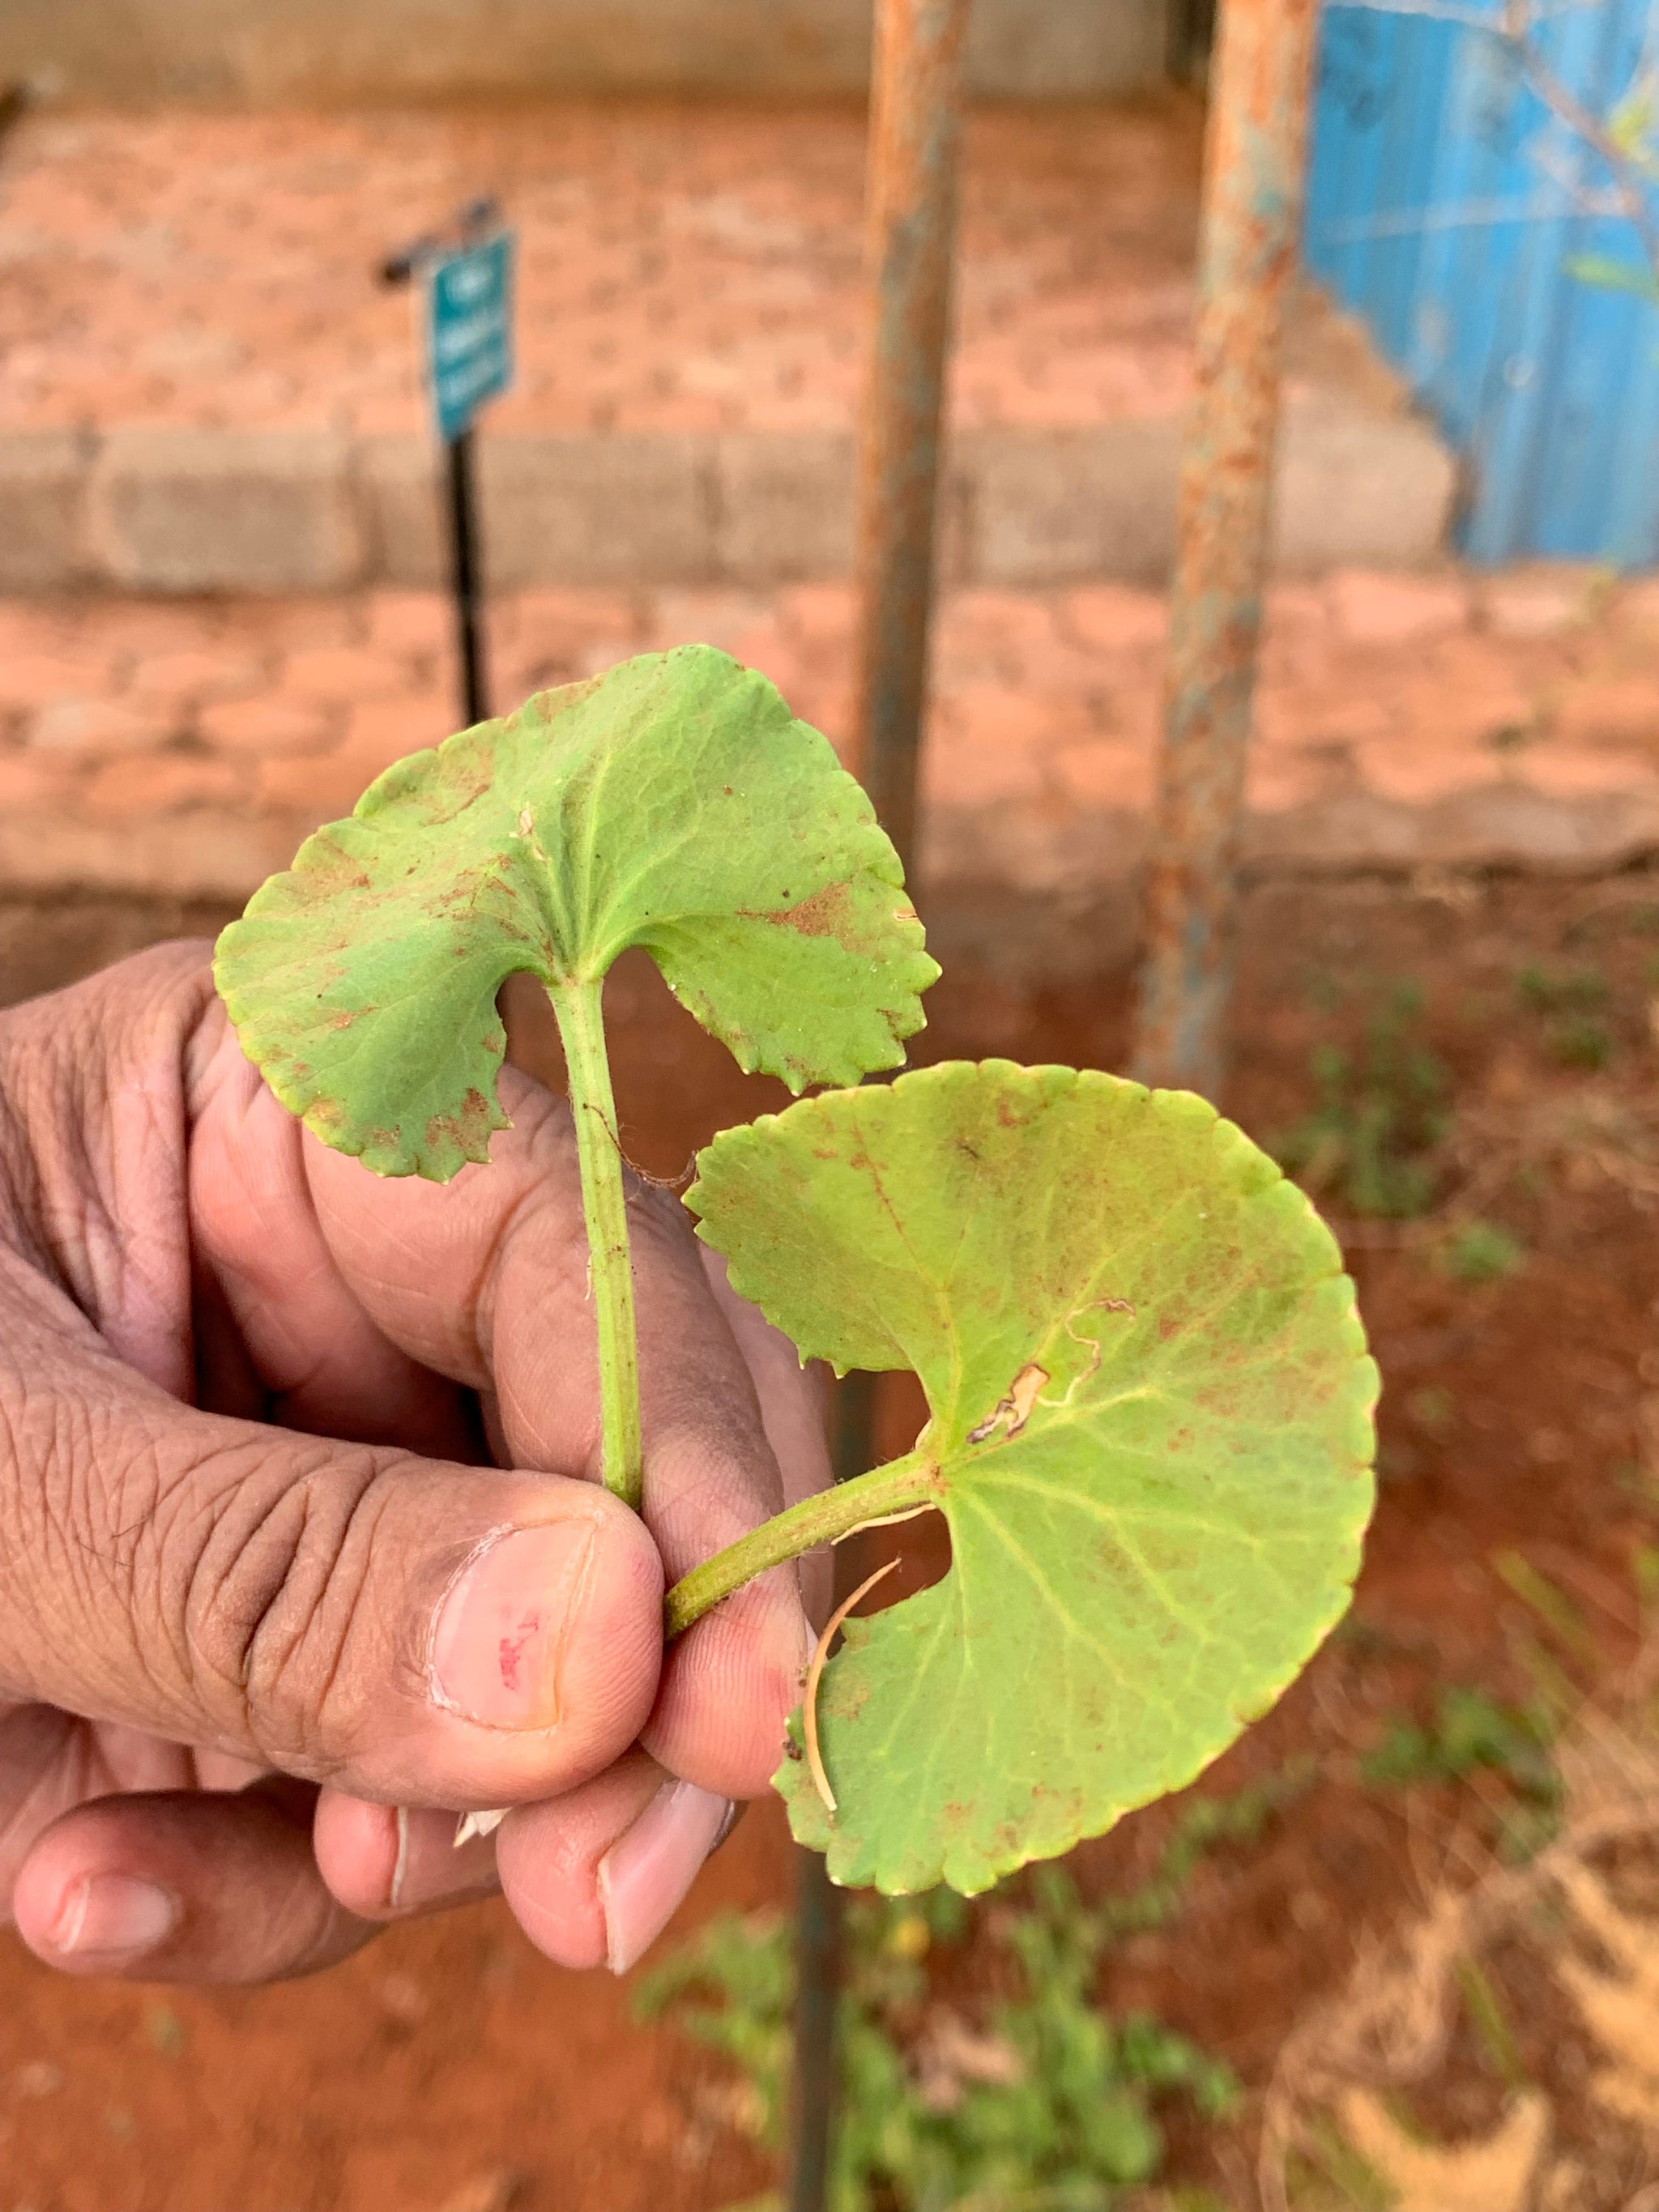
[1,862,1656,2209]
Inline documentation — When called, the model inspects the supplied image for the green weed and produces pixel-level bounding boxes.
[1492,1550,1593,1662]
[1551,1017,1614,1069]
[1099,1764,1314,1941]
[1362,1685,1561,1858]
[1437,1220,1525,1284]
[1516,962,1616,1068]
[633,1784,1306,2212]
[1362,1685,1554,1793]
[1516,961,1610,1015]
[1273,983,1448,1218]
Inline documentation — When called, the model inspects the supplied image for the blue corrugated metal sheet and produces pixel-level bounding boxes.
[1307,0,1659,562]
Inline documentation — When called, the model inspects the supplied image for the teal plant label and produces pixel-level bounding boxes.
[428,228,514,441]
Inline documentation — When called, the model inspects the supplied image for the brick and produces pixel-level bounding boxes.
[0,602,73,658]
[258,696,450,815]
[923,739,1045,808]
[492,650,574,702]
[1483,574,1589,639]
[1616,577,1659,633]
[233,598,363,650]
[1258,688,1390,748]
[28,697,178,755]
[935,683,1065,752]
[1245,755,1326,814]
[0,750,66,810]
[570,631,651,680]
[1555,679,1659,752]
[58,601,225,657]
[967,422,1179,587]
[339,696,453,770]
[693,612,800,691]
[281,645,416,703]
[86,752,245,818]
[0,652,107,710]
[776,582,855,651]
[1520,748,1657,799]
[88,430,365,592]
[1051,739,1154,808]
[1274,391,1454,573]
[713,433,854,582]
[1328,569,1468,646]
[1354,736,1489,805]
[0,431,92,590]
[363,590,450,654]
[0,808,288,901]
[942,590,1061,649]
[129,650,266,705]
[199,695,336,757]
[787,676,854,748]
[255,749,359,816]
[479,435,715,589]
[646,590,779,656]
[1265,582,1332,633]
[1058,584,1167,654]
[495,589,639,657]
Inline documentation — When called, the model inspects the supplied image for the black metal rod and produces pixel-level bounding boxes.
[789,1852,845,2212]
[787,1370,877,2212]
[446,426,488,727]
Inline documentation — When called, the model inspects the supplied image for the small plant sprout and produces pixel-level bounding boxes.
[215,646,1379,1895]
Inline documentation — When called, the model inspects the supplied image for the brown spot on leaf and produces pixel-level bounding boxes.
[748,880,854,940]
[424,1087,497,1159]
[967,1362,1050,1445]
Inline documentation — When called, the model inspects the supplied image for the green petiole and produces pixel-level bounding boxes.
[663,1443,940,1639]
[550,974,643,1511]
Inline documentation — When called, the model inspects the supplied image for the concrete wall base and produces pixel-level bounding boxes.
[1,400,1456,597]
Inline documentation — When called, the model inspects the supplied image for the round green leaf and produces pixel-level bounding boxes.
[214,646,938,1178]
[687,1061,1377,1895]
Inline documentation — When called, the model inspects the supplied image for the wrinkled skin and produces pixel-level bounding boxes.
[0,945,828,1984]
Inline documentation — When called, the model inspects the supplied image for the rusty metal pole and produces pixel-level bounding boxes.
[1130,0,1318,1098]
[788,12,969,2212]
[847,0,970,872]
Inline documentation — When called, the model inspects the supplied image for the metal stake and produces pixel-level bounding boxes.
[1131,0,1318,1098]
[847,0,971,872]
[789,12,968,2212]
[787,1377,873,2212]
[446,425,488,726]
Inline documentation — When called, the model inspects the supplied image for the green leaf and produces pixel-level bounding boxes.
[688,1061,1377,1894]
[214,646,937,1179]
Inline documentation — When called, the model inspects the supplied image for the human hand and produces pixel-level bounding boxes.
[0,944,827,1984]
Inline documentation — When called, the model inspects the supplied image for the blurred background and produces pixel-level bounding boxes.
[2,0,1659,2207]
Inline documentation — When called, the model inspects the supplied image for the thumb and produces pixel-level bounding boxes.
[0,1325,664,1811]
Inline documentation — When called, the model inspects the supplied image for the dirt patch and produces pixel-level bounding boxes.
[1262,1644,1659,2210]
[1,863,1657,2210]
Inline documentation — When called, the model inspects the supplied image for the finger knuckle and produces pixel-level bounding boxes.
[169,1434,398,1772]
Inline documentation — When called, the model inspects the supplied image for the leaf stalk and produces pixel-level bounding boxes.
[552,976,643,1511]
[663,1444,940,1639]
